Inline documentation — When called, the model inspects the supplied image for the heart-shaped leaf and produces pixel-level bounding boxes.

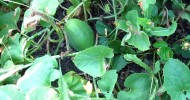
[17,55,58,92]
[163,58,190,100]
[97,70,118,99]
[126,31,150,51]
[73,45,114,77]
[0,7,21,43]
[30,0,60,15]
[117,73,151,100]
[0,85,25,100]
[1,33,25,65]
[63,71,88,96]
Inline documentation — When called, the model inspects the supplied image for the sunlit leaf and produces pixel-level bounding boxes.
[97,70,118,99]
[74,45,114,77]
[17,55,58,92]
[117,73,151,100]
[163,59,190,100]
[0,85,25,100]
[26,87,59,100]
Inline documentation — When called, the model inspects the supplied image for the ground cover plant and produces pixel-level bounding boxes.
[0,0,190,100]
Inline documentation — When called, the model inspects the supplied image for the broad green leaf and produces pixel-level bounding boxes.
[111,55,128,72]
[108,40,126,54]
[74,45,114,77]
[1,33,24,65]
[171,0,185,9]
[181,5,190,22]
[150,19,177,36]
[137,18,152,28]
[124,54,152,73]
[157,47,173,60]
[117,20,130,32]
[0,85,25,100]
[26,87,59,100]
[96,20,112,36]
[144,4,158,18]
[163,59,190,100]
[30,0,59,15]
[17,55,58,92]
[153,41,168,48]
[126,31,150,51]
[63,71,88,96]
[98,37,109,46]
[69,0,80,6]
[50,69,60,82]
[117,73,151,100]
[126,10,138,26]
[97,70,118,99]
[0,7,21,43]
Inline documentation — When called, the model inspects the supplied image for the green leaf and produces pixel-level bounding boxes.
[50,69,60,82]
[98,37,109,46]
[117,20,130,32]
[58,75,70,100]
[153,41,168,48]
[26,87,59,100]
[111,55,128,72]
[144,4,158,18]
[104,4,111,13]
[117,73,151,100]
[97,70,118,99]
[163,59,190,100]
[126,10,138,26]
[157,47,173,60]
[73,45,114,77]
[108,40,126,54]
[181,5,190,22]
[126,31,150,51]
[150,19,177,36]
[138,0,156,12]
[17,55,58,92]
[0,7,21,43]
[30,0,59,15]
[69,0,80,6]
[63,71,88,96]
[95,20,112,36]
[1,33,25,65]
[124,54,152,73]
[154,61,160,74]
[137,18,152,28]
[0,85,25,100]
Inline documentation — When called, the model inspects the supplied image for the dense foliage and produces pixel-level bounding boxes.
[0,0,190,100]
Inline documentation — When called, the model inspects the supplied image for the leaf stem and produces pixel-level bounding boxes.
[112,0,118,40]
[82,0,87,21]
[93,77,99,98]
[52,52,78,59]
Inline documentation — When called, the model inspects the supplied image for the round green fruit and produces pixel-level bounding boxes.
[64,19,95,51]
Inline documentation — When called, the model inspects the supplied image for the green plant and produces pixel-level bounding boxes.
[0,0,190,100]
